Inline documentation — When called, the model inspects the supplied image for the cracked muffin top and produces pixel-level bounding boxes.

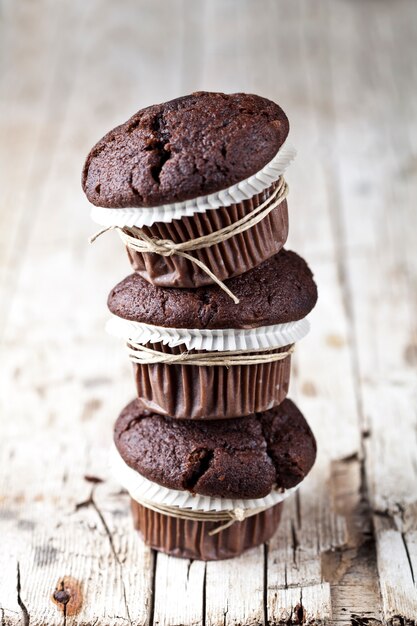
[82,91,289,208]
[107,249,318,329]
[114,398,316,499]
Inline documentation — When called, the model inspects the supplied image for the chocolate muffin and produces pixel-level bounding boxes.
[85,92,292,289]
[114,398,317,499]
[107,250,317,419]
[83,92,289,208]
[108,249,318,329]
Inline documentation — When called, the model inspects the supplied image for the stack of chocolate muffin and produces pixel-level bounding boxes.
[83,92,318,561]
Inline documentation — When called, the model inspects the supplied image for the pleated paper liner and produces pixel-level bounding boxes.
[91,141,296,228]
[106,315,310,352]
[131,500,284,560]
[125,182,288,288]
[131,341,292,419]
[106,316,309,420]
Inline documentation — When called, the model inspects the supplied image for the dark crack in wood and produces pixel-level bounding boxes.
[16,562,30,626]
[263,543,269,626]
[149,550,157,626]
[202,562,207,626]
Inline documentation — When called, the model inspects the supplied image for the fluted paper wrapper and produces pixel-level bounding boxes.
[106,315,310,352]
[131,499,284,560]
[91,141,296,228]
[107,317,303,419]
[126,183,288,288]
[132,341,292,419]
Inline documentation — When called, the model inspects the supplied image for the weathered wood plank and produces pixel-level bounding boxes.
[153,556,206,626]
[263,2,378,623]
[374,518,416,626]
[325,1,417,623]
[205,547,265,626]
[0,436,153,626]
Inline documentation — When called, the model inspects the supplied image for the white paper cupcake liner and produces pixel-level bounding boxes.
[106,315,310,352]
[110,444,299,513]
[91,141,296,228]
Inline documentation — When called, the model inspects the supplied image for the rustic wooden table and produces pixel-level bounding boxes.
[1,1,417,624]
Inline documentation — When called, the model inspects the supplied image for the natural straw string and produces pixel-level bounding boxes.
[126,342,295,367]
[89,177,289,304]
[134,497,276,536]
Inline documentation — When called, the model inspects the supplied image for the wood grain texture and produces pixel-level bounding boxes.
[1,0,416,624]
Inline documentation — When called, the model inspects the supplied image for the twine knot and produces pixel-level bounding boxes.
[90,177,289,304]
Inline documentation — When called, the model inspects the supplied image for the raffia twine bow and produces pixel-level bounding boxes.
[126,342,295,367]
[90,177,289,304]
[134,497,278,535]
